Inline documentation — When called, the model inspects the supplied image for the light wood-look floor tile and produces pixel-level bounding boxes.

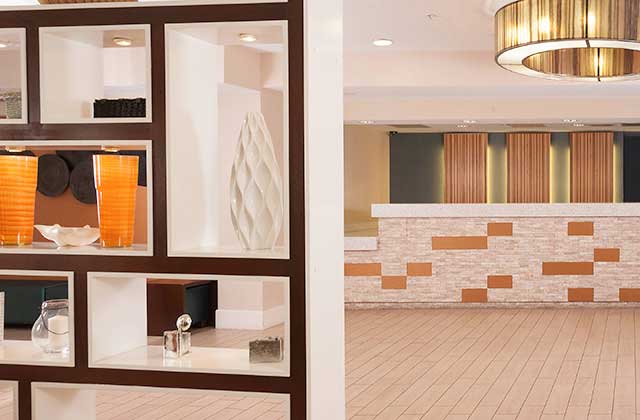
[4,308,640,419]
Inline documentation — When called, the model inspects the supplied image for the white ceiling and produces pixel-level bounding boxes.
[343,0,640,128]
[344,0,495,53]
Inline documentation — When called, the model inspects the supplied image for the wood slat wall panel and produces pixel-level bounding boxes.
[507,133,550,203]
[570,132,614,203]
[444,133,488,203]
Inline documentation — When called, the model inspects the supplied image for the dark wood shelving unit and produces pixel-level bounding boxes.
[0,1,306,419]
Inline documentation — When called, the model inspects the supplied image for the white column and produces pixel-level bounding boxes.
[305,0,345,419]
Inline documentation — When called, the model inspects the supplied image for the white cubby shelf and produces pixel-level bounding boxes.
[0,28,27,125]
[31,382,290,420]
[0,270,75,368]
[88,272,290,377]
[0,140,153,257]
[39,25,152,124]
[165,21,290,259]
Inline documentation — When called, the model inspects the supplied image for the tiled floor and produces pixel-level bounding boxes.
[95,390,287,420]
[6,308,640,419]
[346,308,640,420]
[0,385,14,419]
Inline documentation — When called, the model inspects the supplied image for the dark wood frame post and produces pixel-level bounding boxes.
[0,2,306,419]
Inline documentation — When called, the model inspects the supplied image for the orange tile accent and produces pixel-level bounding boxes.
[620,289,640,302]
[542,262,594,276]
[568,222,594,236]
[382,276,407,290]
[487,275,513,289]
[432,236,488,250]
[344,263,382,277]
[594,248,620,262]
[462,289,488,303]
[487,222,513,236]
[407,263,433,277]
[568,288,594,302]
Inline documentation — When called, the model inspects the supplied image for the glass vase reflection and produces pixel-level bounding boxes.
[31,299,70,354]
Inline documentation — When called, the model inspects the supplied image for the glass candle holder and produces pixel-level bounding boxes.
[0,155,38,246]
[93,155,139,248]
[31,299,70,355]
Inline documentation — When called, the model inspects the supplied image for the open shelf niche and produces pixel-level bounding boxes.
[32,382,289,420]
[0,140,153,256]
[0,270,74,368]
[39,25,152,124]
[165,21,290,259]
[0,381,17,420]
[0,28,27,124]
[88,272,290,376]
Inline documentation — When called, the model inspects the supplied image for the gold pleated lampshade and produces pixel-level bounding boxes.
[495,0,640,82]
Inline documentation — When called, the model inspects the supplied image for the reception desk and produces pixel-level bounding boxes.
[345,204,640,306]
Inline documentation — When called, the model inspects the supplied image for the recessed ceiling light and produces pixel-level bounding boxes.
[0,41,9,49]
[457,124,469,128]
[573,123,585,127]
[426,13,439,20]
[463,120,477,124]
[563,119,577,123]
[112,37,133,47]
[239,33,257,43]
[360,120,374,125]
[373,38,393,47]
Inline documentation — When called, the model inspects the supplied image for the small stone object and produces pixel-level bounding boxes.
[163,314,192,358]
[249,336,284,363]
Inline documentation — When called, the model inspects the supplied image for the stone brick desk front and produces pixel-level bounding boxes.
[345,204,640,305]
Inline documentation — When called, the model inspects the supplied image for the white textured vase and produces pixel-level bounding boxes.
[230,112,284,250]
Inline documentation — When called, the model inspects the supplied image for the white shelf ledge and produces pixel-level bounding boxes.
[170,245,288,260]
[0,242,151,256]
[92,345,288,376]
[41,117,151,124]
[371,203,640,219]
[0,340,72,367]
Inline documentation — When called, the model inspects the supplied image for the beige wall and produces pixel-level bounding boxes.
[34,186,148,244]
[0,50,21,91]
[344,125,390,236]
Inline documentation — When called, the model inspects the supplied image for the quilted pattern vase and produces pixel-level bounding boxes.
[230,112,283,250]
[0,155,38,246]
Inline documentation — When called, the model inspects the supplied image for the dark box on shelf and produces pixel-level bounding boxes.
[93,98,146,118]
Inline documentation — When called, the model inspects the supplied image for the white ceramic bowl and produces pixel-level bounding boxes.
[35,224,100,247]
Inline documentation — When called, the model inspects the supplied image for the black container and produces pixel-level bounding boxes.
[93,98,146,118]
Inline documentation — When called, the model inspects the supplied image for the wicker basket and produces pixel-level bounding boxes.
[39,0,136,4]
[94,98,146,118]
[0,92,22,120]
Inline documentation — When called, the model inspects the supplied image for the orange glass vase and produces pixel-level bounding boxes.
[0,155,38,246]
[93,155,138,248]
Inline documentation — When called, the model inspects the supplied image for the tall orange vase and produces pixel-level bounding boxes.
[0,155,38,246]
[93,155,138,248]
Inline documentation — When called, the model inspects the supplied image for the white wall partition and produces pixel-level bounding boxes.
[0,140,153,256]
[88,272,290,376]
[0,270,74,368]
[39,25,151,123]
[0,28,27,124]
[165,21,289,259]
[305,0,346,418]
